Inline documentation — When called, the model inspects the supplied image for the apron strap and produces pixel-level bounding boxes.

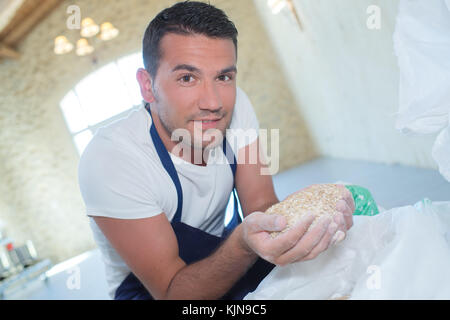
[146,104,183,223]
[221,136,242,237]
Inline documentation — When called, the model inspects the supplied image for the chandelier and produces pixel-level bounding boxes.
[54,18,119,56]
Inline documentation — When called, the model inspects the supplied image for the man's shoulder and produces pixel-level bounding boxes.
[234,87,256,117]
[77,120,165,202]
[235,86,248,106]
[78,107,155,175]
[83,107,148,155]
[229,87,258,128]
[98,106,148,142]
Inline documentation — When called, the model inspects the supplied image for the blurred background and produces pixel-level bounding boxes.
[0,0,448,299]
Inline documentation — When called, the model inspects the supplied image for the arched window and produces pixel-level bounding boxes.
[60,52,144,155]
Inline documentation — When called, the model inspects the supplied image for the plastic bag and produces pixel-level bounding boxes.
[345,185,380,216]
[335,181,385,213]
[393,0,450,135]
[393,0,450,182]
[244,199,450,300]
[431,114,450,182]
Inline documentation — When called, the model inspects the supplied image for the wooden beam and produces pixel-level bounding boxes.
[3,0,62,46]
[0,43,20,59]
[0,0,38,39]
[0,0,27,34]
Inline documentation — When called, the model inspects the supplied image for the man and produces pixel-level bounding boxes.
[78,1,354,300]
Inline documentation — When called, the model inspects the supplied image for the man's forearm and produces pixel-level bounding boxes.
[163,223,258,299]
[246,196,280,218]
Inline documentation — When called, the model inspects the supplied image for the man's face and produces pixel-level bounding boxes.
[145,33,237,150]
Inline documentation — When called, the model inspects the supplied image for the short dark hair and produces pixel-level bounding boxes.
[142,1,238,80]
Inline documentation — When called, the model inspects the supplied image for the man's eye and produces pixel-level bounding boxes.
[179,75,195,83]
[218,74,233,81]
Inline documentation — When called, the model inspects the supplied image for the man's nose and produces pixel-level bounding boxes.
[198,81,222,112]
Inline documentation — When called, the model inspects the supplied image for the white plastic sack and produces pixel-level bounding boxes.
[432,113,450,182]
[393,0,450,135]
[393,0,450,182]
[244,199,450,300]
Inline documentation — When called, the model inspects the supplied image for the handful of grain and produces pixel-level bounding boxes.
[265,184,344,237]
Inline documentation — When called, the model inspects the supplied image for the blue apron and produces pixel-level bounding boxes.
[114,104,274,300]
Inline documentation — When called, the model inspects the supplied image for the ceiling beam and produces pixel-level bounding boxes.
[0,0,27,33]
[0,43,20,59]
[2,0,62,46]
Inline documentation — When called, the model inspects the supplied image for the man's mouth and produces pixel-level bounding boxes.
[192,118,222,129]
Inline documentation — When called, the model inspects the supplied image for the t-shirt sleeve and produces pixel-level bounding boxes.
[78,135,163,219]
[227,87,260,153]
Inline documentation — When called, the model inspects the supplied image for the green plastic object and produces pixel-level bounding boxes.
[344,185,380,216]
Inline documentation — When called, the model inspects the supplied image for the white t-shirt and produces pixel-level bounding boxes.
[78,87,260,298]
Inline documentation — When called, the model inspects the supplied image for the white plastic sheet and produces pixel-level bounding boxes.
[432,113,450,182]
[393,0,450,182]
[244,199,450,300]
[393,0,450,135]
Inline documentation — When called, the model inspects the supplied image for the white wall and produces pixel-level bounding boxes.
[253,0,438,169]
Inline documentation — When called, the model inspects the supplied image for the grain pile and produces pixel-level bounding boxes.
[265,184,344,237]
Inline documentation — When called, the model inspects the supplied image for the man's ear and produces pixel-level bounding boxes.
[136,68,156,103]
